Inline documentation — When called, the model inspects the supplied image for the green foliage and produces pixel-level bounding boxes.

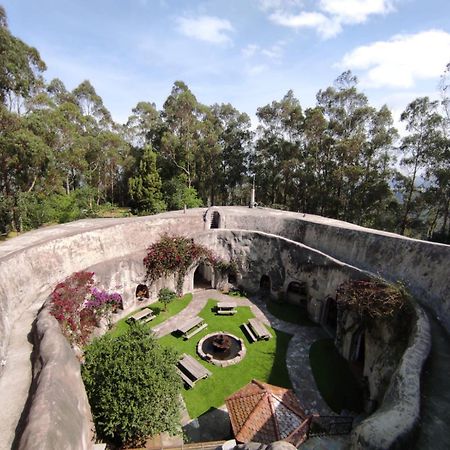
[128,145,166,214]
[158,288,177,311]
[82,325,181,447]
[163,176,203,210]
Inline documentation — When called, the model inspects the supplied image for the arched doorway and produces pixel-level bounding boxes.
[194,262,213,289]
[286,281,308,308]
[135,284,149,301]
[260,275,271,295]
[323,297,338,334]
[228,272,237,285]
[210,211,221,229]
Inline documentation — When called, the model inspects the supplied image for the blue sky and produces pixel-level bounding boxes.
[3,0,450,127]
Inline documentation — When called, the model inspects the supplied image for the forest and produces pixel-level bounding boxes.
[1,6,449,243]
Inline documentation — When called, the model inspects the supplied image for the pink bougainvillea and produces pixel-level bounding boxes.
[50,271,122,347]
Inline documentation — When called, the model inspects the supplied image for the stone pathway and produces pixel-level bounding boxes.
[152,289,332,416]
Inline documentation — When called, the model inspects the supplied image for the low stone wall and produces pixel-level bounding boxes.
[18,303,94,450]
[350,304,431,449]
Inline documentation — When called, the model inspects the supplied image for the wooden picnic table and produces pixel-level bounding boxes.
[127,308,155,324]
[216,301,237,315]
[177,354,211,388]
[248,318,271,340]
[177,316,207,339]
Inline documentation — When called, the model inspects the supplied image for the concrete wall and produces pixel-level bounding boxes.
[18,303,94,450]
[219,207,450,333]
[0,207,442,449]
[0,211,205,367]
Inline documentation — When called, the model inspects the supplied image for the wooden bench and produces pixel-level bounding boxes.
[246,318,271,341]
[216,301,237,315]
[242,322,257,342]
[126,307,155,324]
[177,316,207,340]
[176,367,194,389]
[177,354,211,388]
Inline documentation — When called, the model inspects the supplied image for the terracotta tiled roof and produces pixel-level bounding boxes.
[225,380,311,446]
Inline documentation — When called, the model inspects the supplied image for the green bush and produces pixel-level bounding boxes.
[82,325,181,447]
[158,288,177,311]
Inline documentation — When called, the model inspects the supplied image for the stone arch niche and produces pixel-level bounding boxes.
[210,211,221,229]
[135,284,149,301]
[194,262,213,289]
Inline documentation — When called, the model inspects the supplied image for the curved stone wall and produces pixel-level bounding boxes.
[351,304,431,450]
[219,207,450,333]
[18,303,94,450]
[0,207,443,449]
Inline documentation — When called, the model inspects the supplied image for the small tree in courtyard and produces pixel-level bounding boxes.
[158,287,177,311]
[82,324,181,447]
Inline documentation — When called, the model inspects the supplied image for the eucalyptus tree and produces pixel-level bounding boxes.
[255,90,304,206]
[399,97,443,235]
[0,6,46,113]
[316,71,397,224]
[210,103,253,205]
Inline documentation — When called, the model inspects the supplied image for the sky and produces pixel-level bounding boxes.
[3,0,450,128]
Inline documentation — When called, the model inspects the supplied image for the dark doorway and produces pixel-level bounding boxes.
[194,263,212,289]
[135,284,149,301]
[324,297,338,333]
[286,281,308,308]
[228,272,237,284]
[211,211,221,229]
[260,275,271,294]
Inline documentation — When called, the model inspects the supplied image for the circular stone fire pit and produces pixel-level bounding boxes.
[197,332,246,367]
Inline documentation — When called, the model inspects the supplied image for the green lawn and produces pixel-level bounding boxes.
[266,300,318,327]
[109,293,193,338]
[158,299,292,419]
[309,338,363,413]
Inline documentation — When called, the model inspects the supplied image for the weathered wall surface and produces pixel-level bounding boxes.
[18,303,94,450]
[220,207,450,332]
[0,207,441,449]
[194,229,369,318]
[0,211,205,368]
[351,304,431,450]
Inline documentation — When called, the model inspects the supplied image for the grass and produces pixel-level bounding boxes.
[266,300,318,327]
[309,338,363,414]
[158,299,292,419]
[108,293,193,338]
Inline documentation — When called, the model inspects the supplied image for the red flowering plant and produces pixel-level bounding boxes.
[143,234,233,294]
[50,271,123,347]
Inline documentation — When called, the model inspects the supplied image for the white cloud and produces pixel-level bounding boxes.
[265,0,397,38]
[242,44,260,58]
[319,0,394,24]
[339,29,450,88]
[242,42,285,61]
[176,15,233,44]
[269,11,342,38]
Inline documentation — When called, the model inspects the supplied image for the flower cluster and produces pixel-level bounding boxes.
[143,234,235,294]
[50,271,122,347]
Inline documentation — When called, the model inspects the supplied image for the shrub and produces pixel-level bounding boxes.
[158,288,177,311]
[82,325,181,447]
